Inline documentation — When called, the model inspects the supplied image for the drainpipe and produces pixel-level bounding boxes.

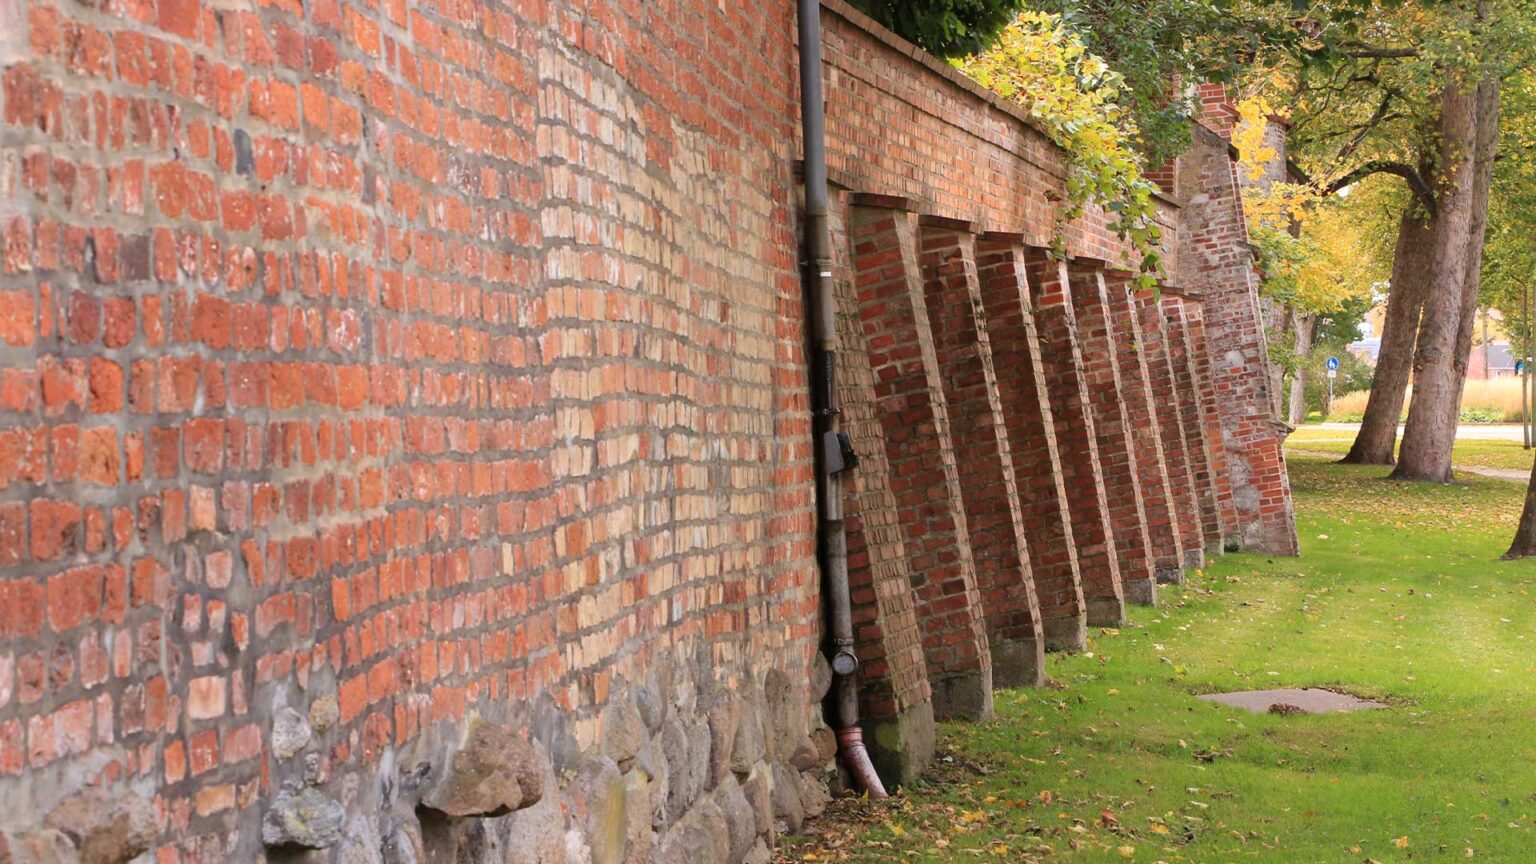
[798,0,888,800]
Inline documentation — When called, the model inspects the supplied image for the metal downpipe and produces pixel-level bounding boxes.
[798,0,888,800]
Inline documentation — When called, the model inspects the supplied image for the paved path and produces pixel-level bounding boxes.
[1306,422,1525,441]
[1285,448,1529,483]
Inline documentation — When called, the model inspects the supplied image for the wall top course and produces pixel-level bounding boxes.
[815,0,1181,271]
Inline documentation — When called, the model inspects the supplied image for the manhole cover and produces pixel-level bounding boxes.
[1196,688,1387,714]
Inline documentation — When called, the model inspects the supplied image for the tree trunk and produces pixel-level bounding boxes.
[1288,310,1315,427]
[1392,79,1488,483]
[1340,208,1433,464]
[1452,76,1501,411]
[1504,456,1536,558]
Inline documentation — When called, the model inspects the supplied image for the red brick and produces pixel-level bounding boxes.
[79,426,120,485]
[47,564,102,631]
[30,499,81,562]
[182,418,224,473]
[0,291,35,346]
[186,675,225,720]
[88,356,124,413]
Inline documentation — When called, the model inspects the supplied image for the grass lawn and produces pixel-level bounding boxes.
[1285,426,1536,474]
[783,457,1536,863]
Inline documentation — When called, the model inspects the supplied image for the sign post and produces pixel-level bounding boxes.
[1326,356,1339,418]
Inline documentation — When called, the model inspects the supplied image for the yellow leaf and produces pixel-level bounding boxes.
[1395,836,1410,849]
[1117,845,1137,858]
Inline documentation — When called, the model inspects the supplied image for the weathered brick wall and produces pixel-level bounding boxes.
[973,237,1086,654]
[1066,265,1157,605]
[1103,274,1187,582]
[1161,294,1228,551]
[1135,291,1207,569]
[816,1,1180,268]
[918,221,1044,691]
[1025,253,1123,632]
[0,0,832,860]
[1175,122,1299,555]
[0,0,1299,855]
[827,191,935,787]
[848,204,992,722]
[1181,299,1243,540]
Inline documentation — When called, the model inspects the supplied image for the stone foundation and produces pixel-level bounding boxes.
[4,649,834,864]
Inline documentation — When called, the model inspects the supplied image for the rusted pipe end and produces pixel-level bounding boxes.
[836,726,888,799]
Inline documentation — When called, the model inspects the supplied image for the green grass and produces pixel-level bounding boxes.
[1285,426,1536,474]
[785,457,1536,863]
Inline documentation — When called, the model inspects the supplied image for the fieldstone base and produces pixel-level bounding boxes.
[930,668,994,721]
[1155,563,1184,585]
[1122,578,1157,606]
[864,698,937,789]
[1042,614,1088,652]
[1084,597,1127,628]
[237,649,833,864]
[1183,548,1206,571]
[990,635,1046,689]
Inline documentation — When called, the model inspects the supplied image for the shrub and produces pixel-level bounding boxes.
[1460,378,1526,422]
[848,0,1023,58]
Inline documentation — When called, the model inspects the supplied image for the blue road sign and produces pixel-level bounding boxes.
[1326,356,1340,371]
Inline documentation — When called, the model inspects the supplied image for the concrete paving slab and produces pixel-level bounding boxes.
[1196,688,1387,714]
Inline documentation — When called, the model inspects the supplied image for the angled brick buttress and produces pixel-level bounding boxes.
[1135,290,1208,570]
[1065,263,1158,605]
[828,191,936,786]
[973,237,1089,652]
[848,200,994,721]
[1102,273,1188,582]
[1024,251,1125,630]
[1160,293,1229,551]
[918,220,1047,688]
[1175,123,1300,556]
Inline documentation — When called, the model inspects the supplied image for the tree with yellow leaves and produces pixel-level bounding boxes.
[1235,97,1389,425]
[957,11,1164,287]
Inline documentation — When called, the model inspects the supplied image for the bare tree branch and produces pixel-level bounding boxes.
[1323,161,1437,214]
[1340,42,1420,59]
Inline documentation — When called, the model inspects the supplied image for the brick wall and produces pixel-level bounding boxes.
[1175,122,1299,555]
[816,3,1180,267]
[917,222,1044,691]
[1181,299,1243,539]
[1162,294,1227,550]
[0,0,830,860]
[1135,291,1207,569]
[828,191,934,788]
[0,0,1298,855]
[1103,274,1187,582]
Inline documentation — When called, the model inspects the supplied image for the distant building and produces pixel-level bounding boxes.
[1349,305,1515,377]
